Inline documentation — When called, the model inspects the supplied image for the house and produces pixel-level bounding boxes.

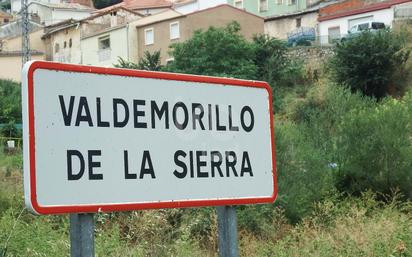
[27,2,94,25]
[171,0,314,17]
[0,9,12,24]
[318,0,412,44]
[11,0,93,14]
[136,4,264,64]
[171,0,227,14]
[80,6,143,66]
[0,28,46,81]
[93,0,173,16]
[227,0,314,17]
[264,7,319,39]
[42,18,82,63]
[0,18,42,38]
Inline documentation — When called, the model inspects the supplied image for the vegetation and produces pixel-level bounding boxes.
[0,80,21,138]
[91,0,121,9]
[115,51,162,71]
[165,22,257,79]
[2,24,412,256]
[329,30,410,99]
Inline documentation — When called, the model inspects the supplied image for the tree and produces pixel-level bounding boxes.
[0,80,21,137]
[114,50,162,71]
[329,30,410,99]
[138,50,162,71]
[92,0,121,9]
[253,34,304,88]
[165,21,257,79]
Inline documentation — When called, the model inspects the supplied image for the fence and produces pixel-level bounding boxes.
[0,137,22,152]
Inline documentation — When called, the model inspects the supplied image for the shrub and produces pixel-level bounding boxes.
[335,94,412,198]
[328,30,410,99]
[275,120,335,222]
[0,80,21,125]
[165,21,257,79]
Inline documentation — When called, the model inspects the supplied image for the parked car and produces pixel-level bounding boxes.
[341,22,386,41]
[287,27,316,46]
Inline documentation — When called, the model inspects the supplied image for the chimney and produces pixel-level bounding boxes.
[110,11,117,27]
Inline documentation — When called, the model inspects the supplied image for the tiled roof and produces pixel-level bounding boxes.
[28,1,95,11]
[94,0,172,13]
[319,0,412,21]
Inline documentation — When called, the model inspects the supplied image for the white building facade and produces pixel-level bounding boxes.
[318,0,412,45]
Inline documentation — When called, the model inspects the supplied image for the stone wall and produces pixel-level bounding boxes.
[287,46,334,76]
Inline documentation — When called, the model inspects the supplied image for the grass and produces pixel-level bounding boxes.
[0,149,411,256]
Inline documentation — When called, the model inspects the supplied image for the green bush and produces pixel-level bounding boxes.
[328,30,410,99]
[275,120,335,222]
[335,94,412,198]
[165,21,257,79]
[0,80,21,124]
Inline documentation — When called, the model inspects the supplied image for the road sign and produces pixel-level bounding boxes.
[22,61,277,215]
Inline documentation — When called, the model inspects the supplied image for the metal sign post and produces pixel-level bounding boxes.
[70,214,95,257]
[217,206,238,257]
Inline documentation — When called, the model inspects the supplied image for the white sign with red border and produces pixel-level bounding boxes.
[22,61,277,215]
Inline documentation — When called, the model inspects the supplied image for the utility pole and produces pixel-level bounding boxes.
[21,0,30,65]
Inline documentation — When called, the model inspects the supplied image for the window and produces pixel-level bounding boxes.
[289,0,296,5]
[234,0,243,8]
[328,26,341,44]
[276,0,283,5]
[259,0,268,12]
[145,28,154,45]
[55,43,60,53]
[64,41,67,48]
[296,18,301,28]
[98,36,110,50]
[372,22,385,29]
[98,35,111,62]
[358,23,369,31]
[170,22,180,40]
[69,38,72,48]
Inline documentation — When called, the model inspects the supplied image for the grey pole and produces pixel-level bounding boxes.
[217,206,238,257]
[21,0,30,65]
[70,214,95,257]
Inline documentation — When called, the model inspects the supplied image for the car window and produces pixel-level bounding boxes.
[349,25,357,33]
[372,22,385,29]
[358,23,370,31]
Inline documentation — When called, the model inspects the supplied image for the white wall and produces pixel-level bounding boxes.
[51,10,91,25]
[81,27,128,67]
[174,0,227,14]
[319,8,394,45]
[264,12,318,39]
[28,3,91,25]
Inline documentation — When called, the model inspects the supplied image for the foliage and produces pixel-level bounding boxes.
[244,192,412,257]
[275,120,335,222]
[329,30,410,99]
[114,57,139,69]
[115,51,162,71]
[253,34,304,88]
[165,21,257,79]
[0,80,21,125]
[92,0,121,9]
[335,94,412,198]
[138,50,162,71]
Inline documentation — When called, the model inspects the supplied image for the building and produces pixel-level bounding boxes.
[93,0,173,16]
[42,18,82,63]
[27,2,94,25]
[0,28,46,81]
[136,4,264,64]
[11,0,93,14]
[0,9,12,24]
[80,6,143,66]
[227,0,313,17]
[264,7,319,39]
[318,0,412,44]
[171,0,226,14]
